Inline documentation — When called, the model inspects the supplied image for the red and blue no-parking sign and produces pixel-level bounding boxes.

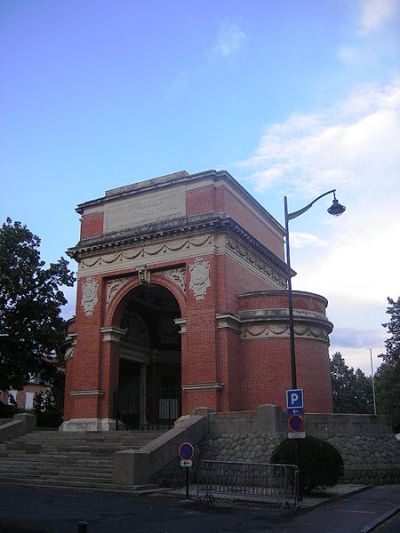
[288,414,304,432]
[179,442,194,461]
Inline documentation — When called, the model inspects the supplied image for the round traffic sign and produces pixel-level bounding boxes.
[178,442,194,461]
[288,414,304,432]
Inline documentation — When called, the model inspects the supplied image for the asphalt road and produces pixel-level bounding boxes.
[0,484,399,533]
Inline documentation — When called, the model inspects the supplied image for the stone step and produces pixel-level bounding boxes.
[1,476,116,489]
[0,455,113,466]
[0,477,159,494]
[0,465,113,477]
[0,429,165,493]
[0,462,112,471]
[18,430,161,440]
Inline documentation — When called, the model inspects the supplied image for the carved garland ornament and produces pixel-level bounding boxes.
[189,258,211,300]
[241,323,329,342]
[80,235,213,271]
[81,277,99,316]
[226,236,286,288]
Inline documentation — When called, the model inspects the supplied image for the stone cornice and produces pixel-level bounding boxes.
[68,213,288,277]
[182,382,224,391]
[215,308,333,344]
[239,308,333,330]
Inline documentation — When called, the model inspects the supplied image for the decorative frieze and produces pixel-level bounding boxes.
[78,235,213,277]
[226,236,286,288]
[241,323,329,342]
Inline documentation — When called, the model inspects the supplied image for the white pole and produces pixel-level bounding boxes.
[370,348,377,415]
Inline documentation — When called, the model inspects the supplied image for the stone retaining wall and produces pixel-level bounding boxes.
[199,405,400,485]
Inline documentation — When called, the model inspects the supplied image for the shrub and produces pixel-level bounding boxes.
[271,436,344,495]
[33,389,63,428]
[0,400,18,418]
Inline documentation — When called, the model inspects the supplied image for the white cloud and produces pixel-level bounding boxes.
[329,345,383,375]
[359,0,397,34]
[240,79,400,195]
[290,232,327,249]
[239,80,400,358]
[211,21,247,57]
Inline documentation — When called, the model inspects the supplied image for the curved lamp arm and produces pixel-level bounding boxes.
[287,189,336,221]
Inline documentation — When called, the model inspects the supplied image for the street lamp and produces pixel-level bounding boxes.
[284,190,346,389]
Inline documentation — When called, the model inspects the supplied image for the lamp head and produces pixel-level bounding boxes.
[327,193,346,216]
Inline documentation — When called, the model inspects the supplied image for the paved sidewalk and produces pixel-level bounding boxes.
[0,484,399,532]
[277,484,400,532]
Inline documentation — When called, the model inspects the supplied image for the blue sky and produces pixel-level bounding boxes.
[1,0,399,373]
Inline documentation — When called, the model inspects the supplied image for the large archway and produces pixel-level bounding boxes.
[113,283,182,429]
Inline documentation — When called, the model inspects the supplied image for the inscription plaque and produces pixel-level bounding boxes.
[104,188,186,232]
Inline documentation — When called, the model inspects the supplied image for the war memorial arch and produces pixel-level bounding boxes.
[62,169,334,431]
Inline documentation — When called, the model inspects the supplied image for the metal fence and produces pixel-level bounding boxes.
[197,460,299,507]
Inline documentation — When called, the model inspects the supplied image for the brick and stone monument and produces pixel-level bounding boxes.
[62,169,333,431]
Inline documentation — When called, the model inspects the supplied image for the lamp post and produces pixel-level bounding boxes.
[284,190,346,389]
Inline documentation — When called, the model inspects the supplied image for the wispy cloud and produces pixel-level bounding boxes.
[359,0,397,35]
[332,327,386,350]
[240,80,400,196]
[211,21,247,57]
[338,0,399,67]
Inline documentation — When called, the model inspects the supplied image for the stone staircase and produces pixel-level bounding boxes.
[0,430,163,493]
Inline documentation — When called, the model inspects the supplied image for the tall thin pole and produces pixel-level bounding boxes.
[370,348,377,415]
[284,196,297,390]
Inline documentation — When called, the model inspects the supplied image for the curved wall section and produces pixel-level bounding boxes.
[238,290,333,413]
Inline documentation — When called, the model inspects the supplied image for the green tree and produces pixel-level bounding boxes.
[375,296,400,432]
[375,362,400,432]
[0,218,75,391]
[330,352,373,414]
[33,369,65,427]
[381,297,400,365]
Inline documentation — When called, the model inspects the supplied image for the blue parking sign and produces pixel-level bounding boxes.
[286,389,304,409]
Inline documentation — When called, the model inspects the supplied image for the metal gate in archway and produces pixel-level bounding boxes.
[113,387,181,430]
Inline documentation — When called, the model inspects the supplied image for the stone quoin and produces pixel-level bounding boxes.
[62,169,334,431]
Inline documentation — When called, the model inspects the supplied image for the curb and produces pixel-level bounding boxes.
[297,485,371,510]
[361,505,400,532]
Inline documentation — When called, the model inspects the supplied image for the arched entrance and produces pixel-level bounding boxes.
[113,283,182,429]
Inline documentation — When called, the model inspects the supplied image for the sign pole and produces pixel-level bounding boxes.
[178,442,194,500]
[186,467,189,499]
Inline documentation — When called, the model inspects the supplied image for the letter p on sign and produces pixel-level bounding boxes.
[286,389,304,409]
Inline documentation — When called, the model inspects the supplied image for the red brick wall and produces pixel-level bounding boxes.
[68,274,104,418]
[186,185,284,260]
[239,291,327,314]
[216,254,278,313]
[80,213,104,240]
[222,187,284,259]
[239,337,332,413]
